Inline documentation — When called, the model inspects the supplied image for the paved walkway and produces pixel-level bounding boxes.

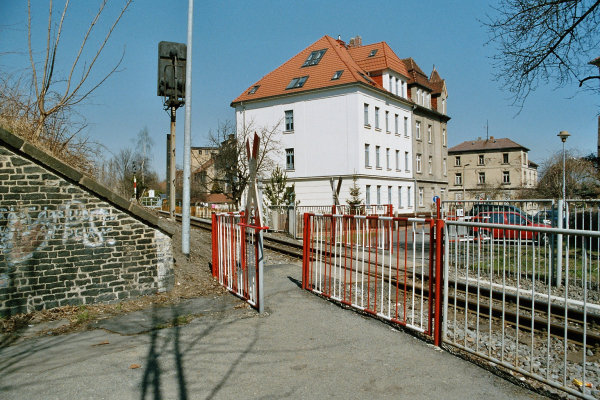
[0,261,545,399]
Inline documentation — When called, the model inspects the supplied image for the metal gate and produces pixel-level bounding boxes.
[301,213,444,345]
[211,212,265,312]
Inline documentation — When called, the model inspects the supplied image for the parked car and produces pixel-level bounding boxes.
[472,211,551,243]
[466,203,527,218]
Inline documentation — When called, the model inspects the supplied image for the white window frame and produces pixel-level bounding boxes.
[386,148,390,170]
[418,187,424,206]
[416,121,421,140]
[284,110,294,132]
[407,187,412,207]
[376,185,381,205]
[364,144,371,167]
[375,107,380,129]
[455,173,462,185]
[366,185,371,205]
[375,146,381,168]
[398,186,403,208]
[285,148,295,170]
[428,156,433,174]
[364,103,369,126]
[405,152,410,172]
[395,150,400,171]
[416,154,422,173]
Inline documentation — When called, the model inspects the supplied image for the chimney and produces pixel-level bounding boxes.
[336,35,346,47]
[348,35,362,48]
[489,136,494,142]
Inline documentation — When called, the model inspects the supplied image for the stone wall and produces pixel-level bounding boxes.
[0,128,174,316]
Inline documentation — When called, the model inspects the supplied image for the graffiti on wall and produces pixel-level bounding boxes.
[0,201,117,266]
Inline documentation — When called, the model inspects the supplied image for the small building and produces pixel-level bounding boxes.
[447,137,538,201]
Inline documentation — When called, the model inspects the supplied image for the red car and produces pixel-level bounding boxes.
[473,211,551,243]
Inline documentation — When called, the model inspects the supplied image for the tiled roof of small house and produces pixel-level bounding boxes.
[448,137,529,153]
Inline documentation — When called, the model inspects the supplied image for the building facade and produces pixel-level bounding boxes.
[447,137,538,201]
[231,35,449,213]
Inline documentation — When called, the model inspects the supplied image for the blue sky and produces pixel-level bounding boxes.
[1,0,598,180]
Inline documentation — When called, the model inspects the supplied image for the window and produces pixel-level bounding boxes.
[395,150,400,170]
[442,98,446,114]
[455,173,462,185]
[366,185,371,205]
[388,186,392,204]
[385,111,389,132]
[331,70,343,80]
[395,78,399,95]
[442,129,446,146]
[416,154,422,173]
[369,49,378,57]
[503,171,510,184]
[404,117,409,137]
[303,49,327,66]
[375,107,380,129]
[284,110,294,131]
[407,187,412,207]
[418,187,424,206]
[394,114,399,134]
[478,172,486,184]
[416,121,421,139]
[503,153,509,163]
[455,156,461,166]
[386,148,390,169]
[428,156,433,174]
[286,76,308,89]
[364,104,369,126]
[428,125,432,143]
[398,186,403,208]
[364,144,370,167]
[377,185,381,205]
[405,152,410,171]
[376,146,381,168]
[389,76,393,91]
[285,148,295,170]
[248,85,259,94]
[478,154,484,165]
[443,158,447,176]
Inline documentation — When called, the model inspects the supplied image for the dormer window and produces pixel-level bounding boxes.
[368,49,378,57]
[248,85,259,95]
[332,70,343,80]
[286,76,308,89]
[302,49,327,67]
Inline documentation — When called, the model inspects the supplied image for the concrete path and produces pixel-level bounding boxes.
[0,261,545,399]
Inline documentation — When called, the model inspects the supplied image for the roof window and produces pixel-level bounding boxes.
[331,70,343,80]
[286,76,308,89]
[248,85,259,94]
[359,72,374,84]
[302,49,327,67]
[368,49,378,57]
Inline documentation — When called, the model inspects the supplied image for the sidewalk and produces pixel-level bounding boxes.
[0,261,545,399]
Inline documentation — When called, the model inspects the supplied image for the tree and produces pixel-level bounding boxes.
[484,0,600,106]
[264,166,295,206]
[134,127,153,188]
[346,176,363,214]
[209,119,281,208]
[535,151,600,198]
[0,1,131,174]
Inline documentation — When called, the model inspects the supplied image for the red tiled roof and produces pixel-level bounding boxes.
[429,67,446,95]
[402,58,432,90]
[232,35,441,105]
[448,137,529,153]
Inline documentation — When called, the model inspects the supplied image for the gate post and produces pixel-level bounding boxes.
[302,213,312,289]
[211,213,218,277]
[434,219,444,347]
[256,227,264,313]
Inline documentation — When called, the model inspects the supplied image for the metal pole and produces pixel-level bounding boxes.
[181,0,193,256]
[169,107,176,217]
[166,133,171,211]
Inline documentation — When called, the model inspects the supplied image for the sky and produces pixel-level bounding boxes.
[1,0,598,180]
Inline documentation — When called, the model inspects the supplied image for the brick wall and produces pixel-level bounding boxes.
[0,128,174,316]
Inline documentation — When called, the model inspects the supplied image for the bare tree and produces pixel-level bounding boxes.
[135,127,153,188]
[208,119,281,208]
[484,0,600,107]
[28,0,132,140]
[535,150,600,198]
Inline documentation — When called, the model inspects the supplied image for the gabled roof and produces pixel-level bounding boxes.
[347,42,409,78]
[402,57,432,90]
[429,67,447,96]
[232,35,378,105]
[448,137,529,153]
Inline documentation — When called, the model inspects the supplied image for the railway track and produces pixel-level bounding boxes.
[162,211,598,346]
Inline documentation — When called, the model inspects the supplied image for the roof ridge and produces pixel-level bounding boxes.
[325,35,365,84]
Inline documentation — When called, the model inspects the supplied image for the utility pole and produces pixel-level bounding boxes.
[182,0,193,256]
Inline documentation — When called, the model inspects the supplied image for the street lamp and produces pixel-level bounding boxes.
[462,163,471,201]
[557,130,570,205]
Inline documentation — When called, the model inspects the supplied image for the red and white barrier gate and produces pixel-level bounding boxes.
[212,213,266,312]
[302,213,444,344]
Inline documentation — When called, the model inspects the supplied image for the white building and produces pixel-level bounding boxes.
[231,35,449,213]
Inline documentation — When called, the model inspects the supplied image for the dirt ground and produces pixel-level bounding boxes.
[0,219,227,336]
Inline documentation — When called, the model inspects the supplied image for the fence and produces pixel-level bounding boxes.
[211,212,266,312]
[301,213,444,345]
[443,219,600,398]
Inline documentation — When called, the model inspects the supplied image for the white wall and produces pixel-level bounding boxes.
[235,85,414,209]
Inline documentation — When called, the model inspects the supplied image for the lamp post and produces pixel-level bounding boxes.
[462,163,470,201]
[557,131,570,205]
